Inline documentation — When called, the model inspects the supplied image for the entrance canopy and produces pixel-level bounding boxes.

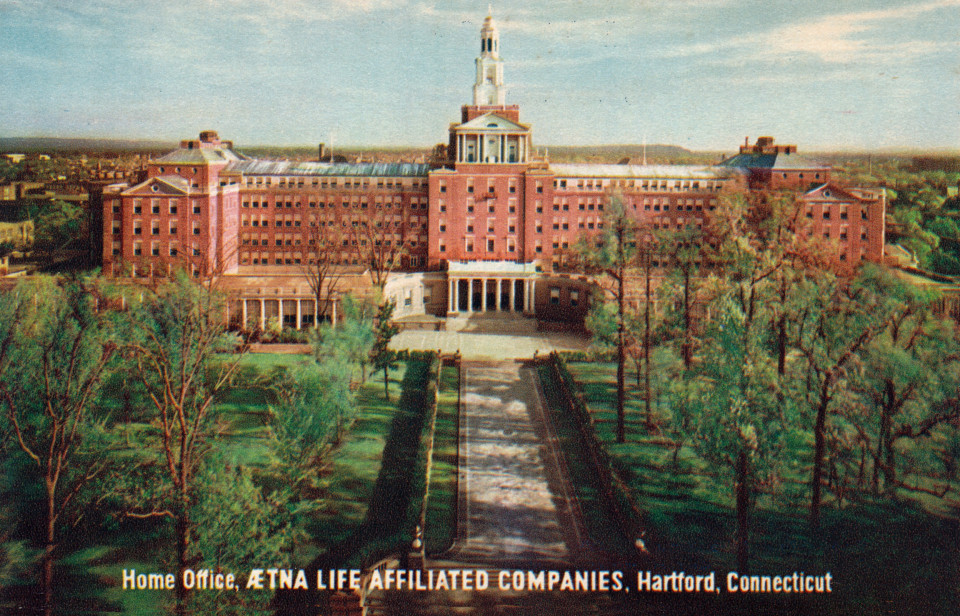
[447,260,539,277]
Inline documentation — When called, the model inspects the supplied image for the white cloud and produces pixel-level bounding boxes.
[661,0,960,65]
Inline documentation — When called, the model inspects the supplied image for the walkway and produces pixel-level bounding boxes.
[444,361,590,567]
[363,361,630,615]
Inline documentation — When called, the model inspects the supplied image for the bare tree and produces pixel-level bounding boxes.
[300,214,345,325]
[349,204,410,290]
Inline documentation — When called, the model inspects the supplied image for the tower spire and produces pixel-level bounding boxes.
[472,10,505,106]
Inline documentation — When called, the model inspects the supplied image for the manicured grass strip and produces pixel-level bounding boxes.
[305,357,436,569]
[536,363,632,557]
[424,364,460,554]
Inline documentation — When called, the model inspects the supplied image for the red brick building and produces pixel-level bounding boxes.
[99,11,886,326]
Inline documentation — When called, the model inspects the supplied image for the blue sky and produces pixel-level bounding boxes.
[1,0,957,151]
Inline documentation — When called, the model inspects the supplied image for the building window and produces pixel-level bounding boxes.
[550,287,560,305]
[486,238,495,252]
[570,289,579,307]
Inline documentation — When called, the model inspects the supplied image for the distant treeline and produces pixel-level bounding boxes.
[0,137,175,155]
[912,156,960,173]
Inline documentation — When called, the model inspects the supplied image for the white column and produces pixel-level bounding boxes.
[453,278,459,312]
[242,299,248,330]
[465,278,472,312]
[448,278,454,313]
[509,279,515,312]
[313,298,318,328]
[530,279,537,314]
[296,299,302,330]
[481,278,488,311]
[259,298,265,330]
[332,300,337,330]
[277,298,283,329]
[496,278,502,311]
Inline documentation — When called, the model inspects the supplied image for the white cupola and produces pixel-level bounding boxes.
[472,10,506,106]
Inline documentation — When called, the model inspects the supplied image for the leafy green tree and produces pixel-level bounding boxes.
[115,273,245,616]
[187,462,297,615]
[849,272,960,496]
[33,200,85,255]
[575,190,638,442]
[306,295,374,441]
[685,293,794,572]
[0,276,115,616]
[371,300,400,401]
[792,270,890,528]
[272,358,356,483]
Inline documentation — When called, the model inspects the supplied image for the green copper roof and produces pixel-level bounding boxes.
[718,152,828,170]
[222,160,431,177]
[154,147,247,164]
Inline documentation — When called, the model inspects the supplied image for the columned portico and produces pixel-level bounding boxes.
[446,261,538,317]
[238,295,338,331]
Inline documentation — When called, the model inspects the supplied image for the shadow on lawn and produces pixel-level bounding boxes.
[276,359,431,615]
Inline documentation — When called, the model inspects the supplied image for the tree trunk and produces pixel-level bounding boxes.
[383,365,390,401]
[810,387,829,528]
[616,270,626,443]
[682,266,692,370]
[735,450,750,573]
[882,380,897,493]
[644,255,652,430]
[43,488,55,616]
[175,509,189,616]
[776,275,787,376]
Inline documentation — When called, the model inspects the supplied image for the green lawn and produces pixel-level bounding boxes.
[561,359,960,616]
[424,364,460,555]
[300,356,437,570]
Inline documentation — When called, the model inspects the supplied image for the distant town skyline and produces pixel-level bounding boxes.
[1,0,958,152]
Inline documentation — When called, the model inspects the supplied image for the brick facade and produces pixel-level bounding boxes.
[97,11,886,324]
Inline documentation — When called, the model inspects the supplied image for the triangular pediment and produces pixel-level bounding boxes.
[122,176,190,197]
[803,183,857,201]
[455,112,529,132]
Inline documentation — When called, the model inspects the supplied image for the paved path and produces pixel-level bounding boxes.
[364,361,623,615]
[443,361,590,567]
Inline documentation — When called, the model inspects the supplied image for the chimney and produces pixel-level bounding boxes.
[318,143,325,162]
